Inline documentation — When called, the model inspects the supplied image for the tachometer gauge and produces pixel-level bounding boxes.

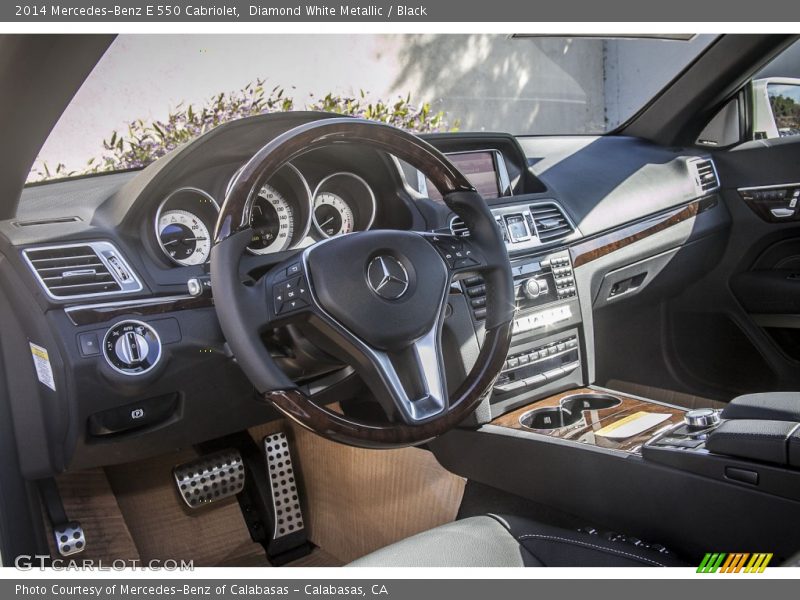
[248,184,295,254]
[313,192,355,238]
[157,209,212,266]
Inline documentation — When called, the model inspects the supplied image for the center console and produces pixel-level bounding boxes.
[453,199,584,415]
[460,245,584,415]
[643,394,800,503]
[492,386,686,453]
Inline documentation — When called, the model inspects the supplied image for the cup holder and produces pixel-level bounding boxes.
[519,393,622,431]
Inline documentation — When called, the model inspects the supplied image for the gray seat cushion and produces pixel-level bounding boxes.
[347,514,687,567]
[348,516,538,567]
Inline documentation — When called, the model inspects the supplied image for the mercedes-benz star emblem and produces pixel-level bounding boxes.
[367,256,409,300]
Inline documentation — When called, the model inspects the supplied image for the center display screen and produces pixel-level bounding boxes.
[426,151,503,202]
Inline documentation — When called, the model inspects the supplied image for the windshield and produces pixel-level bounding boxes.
[29,33,716,183]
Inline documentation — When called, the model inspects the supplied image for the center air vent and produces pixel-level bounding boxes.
[450,216,470,237]
[529,203,575,243]
[688,157,720,195]
[450,215,505,238]
[23,242,142,300]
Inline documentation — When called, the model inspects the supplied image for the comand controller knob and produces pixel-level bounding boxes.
[683,408,721,429]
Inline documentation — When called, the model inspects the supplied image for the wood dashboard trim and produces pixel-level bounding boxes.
[569,197,716,268]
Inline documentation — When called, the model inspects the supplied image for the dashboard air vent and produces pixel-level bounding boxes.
[450,216,470,237]
[450,215,505,239]
[23,242,142,300]
[12,216,82,227]
[689,158,720,195]
[529,203,575,243]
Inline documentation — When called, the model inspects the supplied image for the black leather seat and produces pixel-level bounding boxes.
[348,514,687,567]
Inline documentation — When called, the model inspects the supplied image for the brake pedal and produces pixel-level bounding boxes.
[53,522,86,557]
[173,449,245,508]
[264,432,305,540]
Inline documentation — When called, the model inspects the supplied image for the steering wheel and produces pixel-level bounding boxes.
[211,118,514,448]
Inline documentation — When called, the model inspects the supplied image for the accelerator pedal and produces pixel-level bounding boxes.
[263,432,305,541]
[173,449,245,508]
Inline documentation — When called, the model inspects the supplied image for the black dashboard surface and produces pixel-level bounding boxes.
[518,135,705,236]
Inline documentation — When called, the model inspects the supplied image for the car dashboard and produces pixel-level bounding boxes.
[0,111,729,479]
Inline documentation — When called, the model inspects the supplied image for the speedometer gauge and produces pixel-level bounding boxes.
[248,184,295,254]
[313,192,355,238]
[157,209,212,266]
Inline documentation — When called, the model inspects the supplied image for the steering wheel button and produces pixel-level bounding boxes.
[286,263,302,277]
[454,256,479,270]
[284,298,308,312]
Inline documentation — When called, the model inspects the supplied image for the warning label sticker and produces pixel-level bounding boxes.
[29,342,56,391]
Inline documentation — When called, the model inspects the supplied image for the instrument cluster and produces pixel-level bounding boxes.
[154,163,377,266]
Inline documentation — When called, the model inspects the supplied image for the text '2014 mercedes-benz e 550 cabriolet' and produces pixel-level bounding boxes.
[1,33,800,568]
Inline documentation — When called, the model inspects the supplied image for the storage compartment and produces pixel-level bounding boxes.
[519,393,621,430]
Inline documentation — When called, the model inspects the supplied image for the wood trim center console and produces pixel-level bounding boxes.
[491,386,686,453]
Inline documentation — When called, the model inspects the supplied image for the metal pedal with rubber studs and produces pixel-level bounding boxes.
[54,521,86,557]
[263,432,304,539]
[173,449,245,508]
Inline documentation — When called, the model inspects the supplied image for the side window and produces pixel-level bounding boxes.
[752,79,800,139]
[750,40,800,140]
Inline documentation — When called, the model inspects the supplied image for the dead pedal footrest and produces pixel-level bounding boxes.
[264,432,305,540]
[173,449,245,508]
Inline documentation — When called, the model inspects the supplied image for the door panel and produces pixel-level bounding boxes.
[663,138,800,397]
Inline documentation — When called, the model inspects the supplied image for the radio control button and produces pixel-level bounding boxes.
[494,380,526,394]
[523,278,542,299]
[526,374,547,387]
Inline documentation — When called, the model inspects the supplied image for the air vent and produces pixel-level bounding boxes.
[689,158,720,195]
[462,275,487,321]
[450,216,470,237]
[529,203,575,243]
[23,242,142,300]
[12,216,82,228]
[450,215,505,238]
